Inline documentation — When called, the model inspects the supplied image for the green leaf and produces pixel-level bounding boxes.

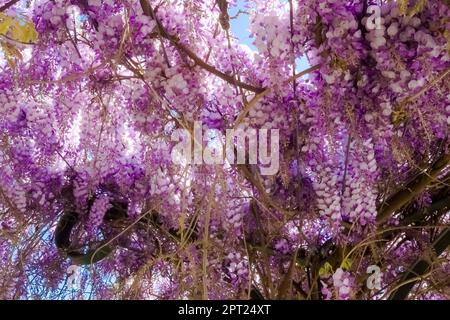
[0,13,38,43]
[340,258,353,270]
[319,262,333,277]
[408,0,427,18]
[399,0,410,16]
[0,13,13,34]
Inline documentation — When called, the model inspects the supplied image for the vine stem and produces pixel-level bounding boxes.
[139,0,263,93]
[388,227,450,300]
[377,153,450,224]
[0,0,20,12]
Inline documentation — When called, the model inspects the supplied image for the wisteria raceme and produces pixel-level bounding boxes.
[88,193,111,230]
[0,0,449,300]
[225,251,249,287]
[332,268,355,300]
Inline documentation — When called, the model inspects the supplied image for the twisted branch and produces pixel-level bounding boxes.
[139,0,264,93]
[389,227,450,300]
[0,0,20,12]
[377,153,450,224]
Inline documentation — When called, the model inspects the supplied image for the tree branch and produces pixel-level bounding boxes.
[401,194,450,226]
[139,0,264,93]
[389,227,450,300]
[55,211,114,265]
[0,0,20,12]
[377,153,450,224]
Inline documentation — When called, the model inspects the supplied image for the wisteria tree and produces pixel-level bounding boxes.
[0,0,449,300]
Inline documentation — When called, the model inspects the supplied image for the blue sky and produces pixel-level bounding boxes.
[229,0,310,72]
[229,0,254,49]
